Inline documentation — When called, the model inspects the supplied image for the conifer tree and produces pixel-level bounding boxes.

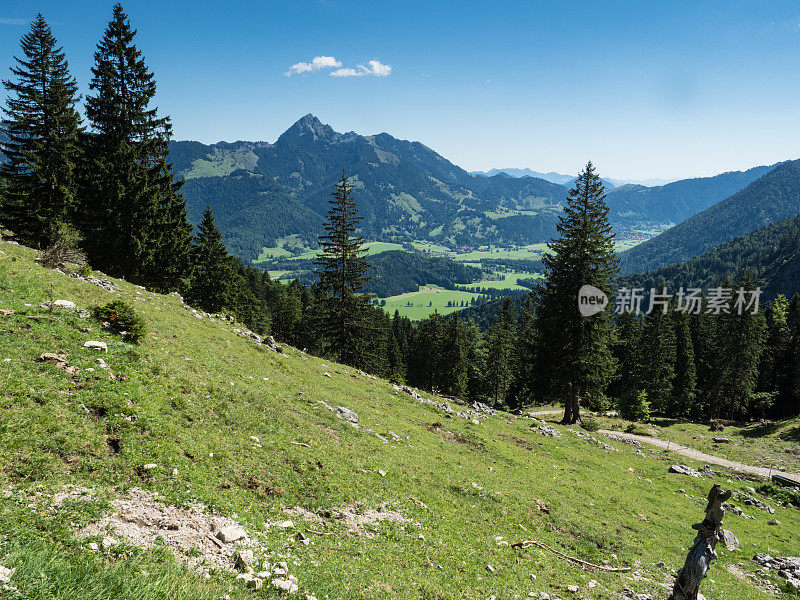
[440,313,470,398]
[83,3,191,285]
[509,294,538,409]
[185,207,233,313]
[1,14,81,245]
[534,162,619,424]
[714,273,766,419]
[609,311,642,401]
[313,170,373,367]
[670,309,697,417]
[486,298,516,406]
[636,304,676,413]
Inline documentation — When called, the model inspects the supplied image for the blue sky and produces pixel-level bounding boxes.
[2,1,800,180]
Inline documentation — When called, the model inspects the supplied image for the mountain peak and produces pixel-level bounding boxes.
[278,114,337,143]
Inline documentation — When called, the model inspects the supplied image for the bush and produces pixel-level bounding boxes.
[625,423,651,436]
[708,420,725,432]
[757,483,800,508]
[94,300,147,343]
[618,390,650,422]
[39,221,86,269]
[581,417,600,432]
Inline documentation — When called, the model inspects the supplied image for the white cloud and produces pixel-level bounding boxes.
[331,67,361,78]
[284,56,342,76]
[365,60,392,77]
[286,56,392,78]
[0,18,26,25]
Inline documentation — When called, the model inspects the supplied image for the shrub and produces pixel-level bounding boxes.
[94,300,147,343]
[618,389,650,422]
[39,221,86,269]
[625,423,651,436]
[708,420,725,432]
[757,483,800,508]
[581,417,600,432]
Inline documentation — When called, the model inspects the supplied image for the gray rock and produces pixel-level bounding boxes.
[247,578,263,590]
[83,340,108,352]
[216,525,246,543]
[77,309,91,319]
[669,464,701,478]
[721,529,740,550]
[336,406,359,425]
[712,437,733,444]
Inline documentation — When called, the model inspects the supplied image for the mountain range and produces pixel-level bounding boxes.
[169,115,778,262]
[471,167,675,188]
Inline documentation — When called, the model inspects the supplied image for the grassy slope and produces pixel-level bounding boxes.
[1,240,798,600]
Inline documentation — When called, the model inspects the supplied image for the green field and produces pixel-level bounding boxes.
[1,239,797,600]
[380,285,484,319]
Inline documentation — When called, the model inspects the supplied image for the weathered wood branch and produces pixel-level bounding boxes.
[511,539,631,572]
[669,483,732,600]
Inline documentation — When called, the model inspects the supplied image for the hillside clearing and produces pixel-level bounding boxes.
[1,239,799,599]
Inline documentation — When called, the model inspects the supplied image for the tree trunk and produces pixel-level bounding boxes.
[669,484,731,600]
[571,387,582,425]
[561,387,573,424]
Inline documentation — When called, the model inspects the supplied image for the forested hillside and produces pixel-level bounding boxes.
[621,213,800,298]
[364,250,482,297]
[619,159,800,274]
[605,163,777,228]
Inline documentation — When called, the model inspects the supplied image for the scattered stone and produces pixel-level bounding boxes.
[567,584,579,592]
[38,352,79,375]
[216,525,247,543]
[668,464,701,478]
[77,309,91,319]
[712,437,733,444]
[471,418,480,425]
[40,299,76,309]
[142,463,158,471]
[272,578,299,594]
[768,518,781,526]
[96,358,109,369]
[323,372,332,378]
[486,564,495,573]
[335,406,359,426]
[83,340,108,352]
[536,425,561,438]
[247,578,263,590]
[721,529,740,551]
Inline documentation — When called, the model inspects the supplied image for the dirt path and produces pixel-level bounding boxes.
[597,429,799,480]
[528,410,799,480]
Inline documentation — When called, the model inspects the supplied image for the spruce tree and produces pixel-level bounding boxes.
[486,298,516,406]
[1,14,81,245]
[509,294,538,409]
[635,305,676,413]
[313,170,373,367]
[534,162,619,424]
[186,207,233,313]
[714,273,766,419]
[83,3,191,286]
[670,309,697,418]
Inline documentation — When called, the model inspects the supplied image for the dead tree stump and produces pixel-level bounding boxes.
[669,483,732,600]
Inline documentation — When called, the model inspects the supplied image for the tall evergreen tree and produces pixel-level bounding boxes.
[486,298,516,406]
[534,162,619,424]
[636,304,677,413]
[313,170,373,368]
[714,273,766,419]
[185,207,233,313]
[509,294,538,409]
[670,309,697,418]
[1,14,81,245]
[83,3,191,286]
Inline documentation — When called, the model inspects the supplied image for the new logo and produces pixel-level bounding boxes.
[578,284,608,317]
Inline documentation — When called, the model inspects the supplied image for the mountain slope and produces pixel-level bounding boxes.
[606,163,778,229]
[619,159,800,274]
[1,238,796,600]
[621,212,800,299]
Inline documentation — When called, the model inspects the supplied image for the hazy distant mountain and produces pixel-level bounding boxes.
[472,168,676,188]
[618,159,800,274]
[471,168,575,185]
